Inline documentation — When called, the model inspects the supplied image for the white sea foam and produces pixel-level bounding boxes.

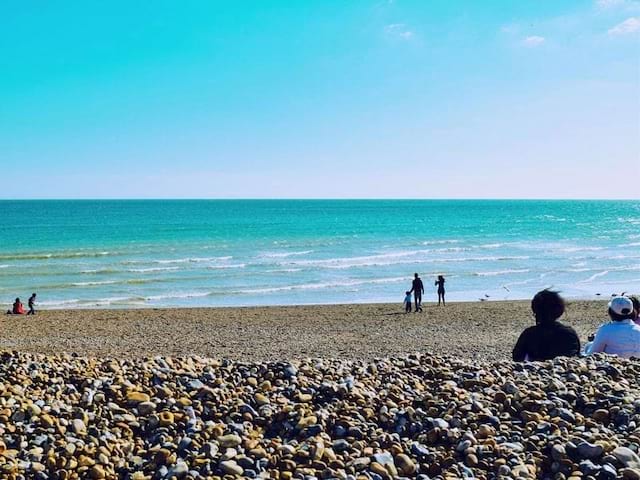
[205,264,246,270]
[558,246,604,253]
[239,276,407,294]
[579,271,609,283]
[475,269,530,277]
[259,250,313,258]
[127,266,181,273]
[71,280,118,287]
[153,256,233,264]
[146,291,211,301]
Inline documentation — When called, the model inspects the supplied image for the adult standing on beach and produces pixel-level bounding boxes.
[410,273,424,312]
[435,275,446,306]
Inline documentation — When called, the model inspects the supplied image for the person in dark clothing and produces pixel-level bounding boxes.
[27,293,36,315]
[435,275,446,306]
[512,289,580,362]
[409,273,424,312]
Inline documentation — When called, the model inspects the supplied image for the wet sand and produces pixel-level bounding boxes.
[0,300,607,361]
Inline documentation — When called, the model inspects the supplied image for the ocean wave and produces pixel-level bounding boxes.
[286,251,530,270]
[421,239,460,245]
[127,266,181,273]
[238,276,409,294]
[0,251,112,261]
[578,271,609,284]
[153,256,233,264]
[205,264,246,270]
[619,242,640,247]
[259,250,313,258]
[71,280,118,287]
[558,247,604,253]
[475,269,530,277]
[80,268,119,274]
[266,268,302,273]
[0,265,9,269]
[145,291,211,301]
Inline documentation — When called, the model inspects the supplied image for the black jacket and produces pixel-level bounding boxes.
[512,321,580,361]
[411,278,424,296]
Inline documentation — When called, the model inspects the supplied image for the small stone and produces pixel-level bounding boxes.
[89,465,106,479]
[126,391,150,403]
[137,401,156,415]
[577,441,604,459]
[72,419,86,435]
[219,434,242,448]
[220,460,244,476]
[614,448,640,469]
[395,454,416,476]
[623,468,640,480]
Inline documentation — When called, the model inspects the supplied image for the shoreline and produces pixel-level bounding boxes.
[0,299,609,362]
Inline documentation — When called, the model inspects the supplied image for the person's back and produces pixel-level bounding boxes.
[512,289,580,361]
[513,321,581,361]
[590,296,640,358]
[12,298,24,315]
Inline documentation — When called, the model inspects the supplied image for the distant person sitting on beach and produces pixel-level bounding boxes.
[512,289,580,362]
[7,298,25,315]
[410,273,424,312]
[403,291,412,313]
[27,293,36,315]
[588,296,640,358]
[435,275,446,306]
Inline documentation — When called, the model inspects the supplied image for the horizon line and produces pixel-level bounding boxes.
[0,197,638,202]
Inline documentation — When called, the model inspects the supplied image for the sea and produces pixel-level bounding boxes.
[0,200,638,309]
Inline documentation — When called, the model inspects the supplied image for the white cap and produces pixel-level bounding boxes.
[608,296,634,316]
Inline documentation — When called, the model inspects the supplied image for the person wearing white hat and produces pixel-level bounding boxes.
[589,296,640,358]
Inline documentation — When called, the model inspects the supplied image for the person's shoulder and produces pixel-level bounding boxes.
[555,321,578,335]
[519,325,539,337]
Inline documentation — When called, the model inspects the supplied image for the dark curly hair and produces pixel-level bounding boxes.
[531,289,565,324]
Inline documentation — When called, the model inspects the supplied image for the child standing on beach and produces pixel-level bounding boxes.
[403,291,412,313]
[27,293,36,315]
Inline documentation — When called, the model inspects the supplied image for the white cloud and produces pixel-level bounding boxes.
[608,16,640,34]
[384,23,414,40]
[523,35,545,47]
[596,0,624,9]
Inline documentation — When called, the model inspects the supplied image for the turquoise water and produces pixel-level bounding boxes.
[0,200,639,308]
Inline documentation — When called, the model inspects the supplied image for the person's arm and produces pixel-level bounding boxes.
[420,280,424,294]
[589,326,608,354]
[512,330,530,361]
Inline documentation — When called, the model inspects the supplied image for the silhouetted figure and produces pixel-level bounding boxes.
[410,273,424,312]
[27,293,36,315]
[403,291,412,313]
[435,275,446,306]
[512,289,580,361]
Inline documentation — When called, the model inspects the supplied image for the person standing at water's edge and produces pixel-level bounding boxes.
[410,273,424,312]
[512,289,580,362]
[27,293,36,315]
[435,275,446,306]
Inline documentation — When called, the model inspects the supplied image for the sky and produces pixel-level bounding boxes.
[1,0,639,199]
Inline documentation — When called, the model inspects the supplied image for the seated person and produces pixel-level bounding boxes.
[589,296,640,358]
[630,296,640,326]
[512,289,580,361]
[11,298,25,314]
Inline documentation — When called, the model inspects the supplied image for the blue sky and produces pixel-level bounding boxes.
[1,0,639,199]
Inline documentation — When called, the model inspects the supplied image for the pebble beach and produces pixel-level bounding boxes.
[1,300,639,479]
